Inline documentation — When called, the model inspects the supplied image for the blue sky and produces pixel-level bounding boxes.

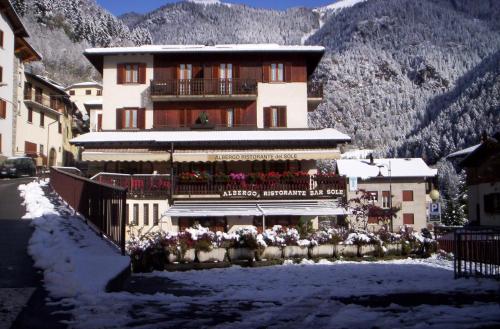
[96,0,335,16]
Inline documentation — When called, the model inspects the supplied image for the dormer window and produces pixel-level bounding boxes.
[270,63,284,82]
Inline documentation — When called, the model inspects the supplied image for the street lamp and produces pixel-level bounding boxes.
[377,161,393,232]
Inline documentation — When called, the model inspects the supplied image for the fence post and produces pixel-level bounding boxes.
[120,189,127,255]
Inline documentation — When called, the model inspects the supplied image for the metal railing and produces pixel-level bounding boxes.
[50,167,127,254]
[454,228,500,279]
[150,78,258,97]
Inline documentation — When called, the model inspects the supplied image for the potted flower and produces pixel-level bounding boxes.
[282,227,310,258]
[186,225,228,263]
[227,227,258,262]
[377,226,402,256]
[161,233,179,263]
[266,172,281,184]
[214,172,230,184]
[308,229,338,258]
[177,231,196,262]
[256,226,285,260]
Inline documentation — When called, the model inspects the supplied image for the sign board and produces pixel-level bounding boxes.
[221,189,344,199]
[429,202,441,221]
[349,177,358,192]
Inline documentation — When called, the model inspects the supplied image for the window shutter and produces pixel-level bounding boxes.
[263,107,271,128]
[0,30,3,48]
[262,63,270,83]
[285,63,292,82]
[403,213,415,225]
[0,100,6,119]
[278,107,287,127]
[139,63,147,84]
[220,109,226,126]
[117,64,125,84]
[116,109,123,129]
[0,134,2,153]
[403,190,414,202]
[97,114,102,131]
[138,108,146,129]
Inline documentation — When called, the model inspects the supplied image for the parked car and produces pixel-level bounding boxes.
[0,157,37,178]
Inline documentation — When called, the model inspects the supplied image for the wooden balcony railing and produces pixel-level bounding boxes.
[90,172,346,200]
[150,79,258,97]
[307,81,324,99]
[24,90,64,113]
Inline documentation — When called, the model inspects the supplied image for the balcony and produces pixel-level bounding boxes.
[150,79,258,101]
[24,91,63,116]
[91,172,346,200]
[307,81,324,111]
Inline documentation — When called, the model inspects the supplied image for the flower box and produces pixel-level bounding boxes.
[309,244,335,258]
[196,248,227,263]
[259,246,283,260]
[180,248,196,263]
[166,252,178,263]
[228,248,255,262]
[359,244,377,256]
[283,246,308,259]
[337,244,358,257]
[384,243,402,255]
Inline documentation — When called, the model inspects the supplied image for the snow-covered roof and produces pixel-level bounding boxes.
[66,82,103,89]
[341,149,374,159]
[336,158,437,179]
[83,100,103,106]
[84,44,325,55]
[26,72,66,93]
[70,128,351,145]
[446,144,480,159]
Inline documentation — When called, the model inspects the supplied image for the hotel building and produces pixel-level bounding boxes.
[70,44,351,235]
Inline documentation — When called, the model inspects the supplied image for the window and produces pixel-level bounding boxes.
[25,141,37,155]
[367,191,378,203]
[97,89,102,96]
[133,204,139,225]
[226,108,234,128]
[368,216,378,224]
[264,106,287,128]
[403,213,415,225]
[0,134,2,153]
[484,193,500,214]
[39,144,44,156]
[117,108,144,130]
[58,121,62,134]
[402,190,414,202]
[124,109,138,129]
[126,204,130,225]
[24,82,32,100]
[382,191,390,208]
[0,99,6,119]
[0,30,3,48]
[153,204,159,226]
[0,66,3,83]
[117,63,146,84]
[143,204,149,226]
[85,89,92,95]
[270,63,284,82]
[69,90,75,96]
[27,107,33,123]
[219,63,233,94]
[179,64,192,95]
[40,112,44,126]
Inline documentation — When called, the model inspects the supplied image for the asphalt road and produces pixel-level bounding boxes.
[0,178,68,329]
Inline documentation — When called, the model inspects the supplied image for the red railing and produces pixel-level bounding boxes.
[91,173,171,199]
[50,167,127,254]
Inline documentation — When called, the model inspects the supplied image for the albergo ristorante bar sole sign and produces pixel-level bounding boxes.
[221,189,345,199]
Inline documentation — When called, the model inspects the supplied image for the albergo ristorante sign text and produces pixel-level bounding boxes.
[221,189,344,199]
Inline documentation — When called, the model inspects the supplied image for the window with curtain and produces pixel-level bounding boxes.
[270,63,284,82]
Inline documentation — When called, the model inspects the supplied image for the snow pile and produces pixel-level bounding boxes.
[316,0,368,13]
[19,180,130,298]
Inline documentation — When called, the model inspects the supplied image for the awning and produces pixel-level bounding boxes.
[164,200,346,217]
[173,149,341,162]
[82,149,170,162]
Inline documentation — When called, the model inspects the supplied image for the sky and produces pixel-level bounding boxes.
[95,0,336,16]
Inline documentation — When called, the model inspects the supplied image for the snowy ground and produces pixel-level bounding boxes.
[19,180,500,329]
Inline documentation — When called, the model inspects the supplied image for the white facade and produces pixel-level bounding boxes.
[66,82,102,131]
[0,10,16,159]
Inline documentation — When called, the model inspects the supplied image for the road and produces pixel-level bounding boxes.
[0,178,68,329]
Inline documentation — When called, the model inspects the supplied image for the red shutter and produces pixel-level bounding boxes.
[0,100,6,119]
[403,213,415,225]
[0,133,2,153]
[117,64,125,84]
[97,114,102,131]
[138,108,146,129]
[116,109,123,129]
[262,63,270,82]
[403,190,414,202]
[220,109,226,126]
[0,30,3,48]
[25,141,37,155]
[263,107,271,128]
[285,63,292,82]
[278,107,287,127]
[139,63,147,84]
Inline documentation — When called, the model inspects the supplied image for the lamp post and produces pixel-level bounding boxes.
[377,161,393,232]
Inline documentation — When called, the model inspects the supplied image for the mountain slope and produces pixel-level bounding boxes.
[307,0,500,154]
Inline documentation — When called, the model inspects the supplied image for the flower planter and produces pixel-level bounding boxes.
[309,244,335,258]
[166,252,178,263]
[196,248,227,263]
[283,246,308,259]
[228,248,255,262]
[180,248,196,263]
[359,244,377,256]
[384,243,402,255]
[259,246,283,260]
[337,244,358,257]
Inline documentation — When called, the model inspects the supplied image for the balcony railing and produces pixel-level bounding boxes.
[307,81,323,99]
[24,90,64,114]
[150,79,258,98]
[90,172,346,200]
